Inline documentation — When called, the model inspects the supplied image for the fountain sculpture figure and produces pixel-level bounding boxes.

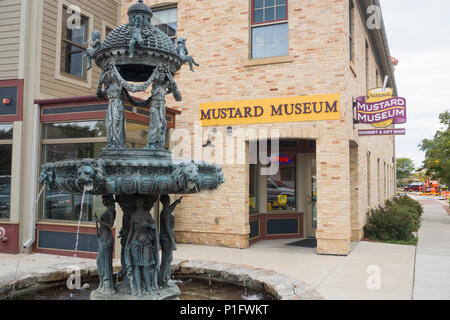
[38,0,225,300]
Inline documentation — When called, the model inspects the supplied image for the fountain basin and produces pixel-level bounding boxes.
[40,150,225,196]
[0,258,323,300]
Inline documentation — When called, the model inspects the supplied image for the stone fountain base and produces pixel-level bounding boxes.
[90,281,181,300]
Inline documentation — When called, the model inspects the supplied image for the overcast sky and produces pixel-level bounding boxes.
[380,0,450,169]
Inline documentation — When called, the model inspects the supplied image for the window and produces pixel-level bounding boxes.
[251,0,289,59]
[105,26,113,38]
[39,119,149,222]
[61,6,89,79]
[0,124,13,220]
[349,1,354,62]
[365,40,369,91]
[151,7,178,41]
[40,121,106,222]
[266,154,296,212]
[249,164,259,215]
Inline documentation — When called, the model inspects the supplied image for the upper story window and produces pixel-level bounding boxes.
[105,26,113,38]
[151,7,178,41]
[251,0,289,59]
[61,6,89,79]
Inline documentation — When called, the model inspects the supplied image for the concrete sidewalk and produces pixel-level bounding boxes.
[173,239,416,300]
[413,200,450,299]
[0,238,417,300]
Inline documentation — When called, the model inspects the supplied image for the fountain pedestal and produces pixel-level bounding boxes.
[91,282,181,300]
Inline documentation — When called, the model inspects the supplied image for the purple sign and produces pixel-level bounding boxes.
[356,96,407,125]
[359,128,406,136]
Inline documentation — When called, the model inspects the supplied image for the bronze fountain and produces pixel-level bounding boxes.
[39,0,225,300]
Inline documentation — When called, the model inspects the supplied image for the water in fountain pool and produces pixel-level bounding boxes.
[11,277,274,300]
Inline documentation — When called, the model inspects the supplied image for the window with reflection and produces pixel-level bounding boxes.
[42,121,106,140]
[251,0,289,59]
[61,6,89,79]
[41,142,106,222]
[266,154,296,211]
[40,120,150,222]
[40,121,106,222]
[0,124,13,219]
[151,7,177,41]
[125,121,148,148]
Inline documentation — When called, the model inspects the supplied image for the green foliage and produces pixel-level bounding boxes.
[364,196,422,243]
[420,111,450,186]
[392,194,423,217]
[396,158,415,183]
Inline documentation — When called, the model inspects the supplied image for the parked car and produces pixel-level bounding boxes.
[44,191,94,221]
[267,178,296,210]
[404,182,424,192]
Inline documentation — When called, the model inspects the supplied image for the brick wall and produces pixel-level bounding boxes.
[120,0,396,255]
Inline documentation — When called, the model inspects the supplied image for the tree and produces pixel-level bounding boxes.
[420,111,450,186]
[396,158,415,185]
[413,169,427,183]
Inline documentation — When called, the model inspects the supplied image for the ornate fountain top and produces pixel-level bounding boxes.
[93,0,181,82]
[127,0,153,23]
[42,0,223,199]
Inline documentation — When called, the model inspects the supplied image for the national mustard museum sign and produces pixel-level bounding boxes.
[355,87,407,136]
[199,94,340,126]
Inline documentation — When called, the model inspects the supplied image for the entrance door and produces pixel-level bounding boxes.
[305,155,317,238]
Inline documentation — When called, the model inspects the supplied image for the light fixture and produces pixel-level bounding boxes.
[2,98,11,105]
[226,126,233,136]
[202,128,217,148]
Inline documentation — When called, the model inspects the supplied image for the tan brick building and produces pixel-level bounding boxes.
[125,0,398,255]
[0,0,397,257]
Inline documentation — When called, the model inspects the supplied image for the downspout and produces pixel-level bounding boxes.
[22,103,40,249]
[373,0,398,196]
[374,0,398,96]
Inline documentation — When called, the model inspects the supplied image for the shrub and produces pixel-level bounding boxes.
[392,195,423,217]
[364,206,416,242]
[364,195,423,242]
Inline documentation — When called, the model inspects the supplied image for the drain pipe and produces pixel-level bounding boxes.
[22,103,40,250]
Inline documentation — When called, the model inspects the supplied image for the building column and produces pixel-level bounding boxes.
[349,141,362,241]
[315,135,351,255]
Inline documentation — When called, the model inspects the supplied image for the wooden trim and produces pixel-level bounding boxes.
[41,111,106,123]
[0,79,24,122]
[35,96,108,106]
[0,223,20,254]
[34,223,116,259]
[125,110,149,125]
[249,212,303,245]
[249,218,260,241]
[37,221,96,228]
[41,137,107,145]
